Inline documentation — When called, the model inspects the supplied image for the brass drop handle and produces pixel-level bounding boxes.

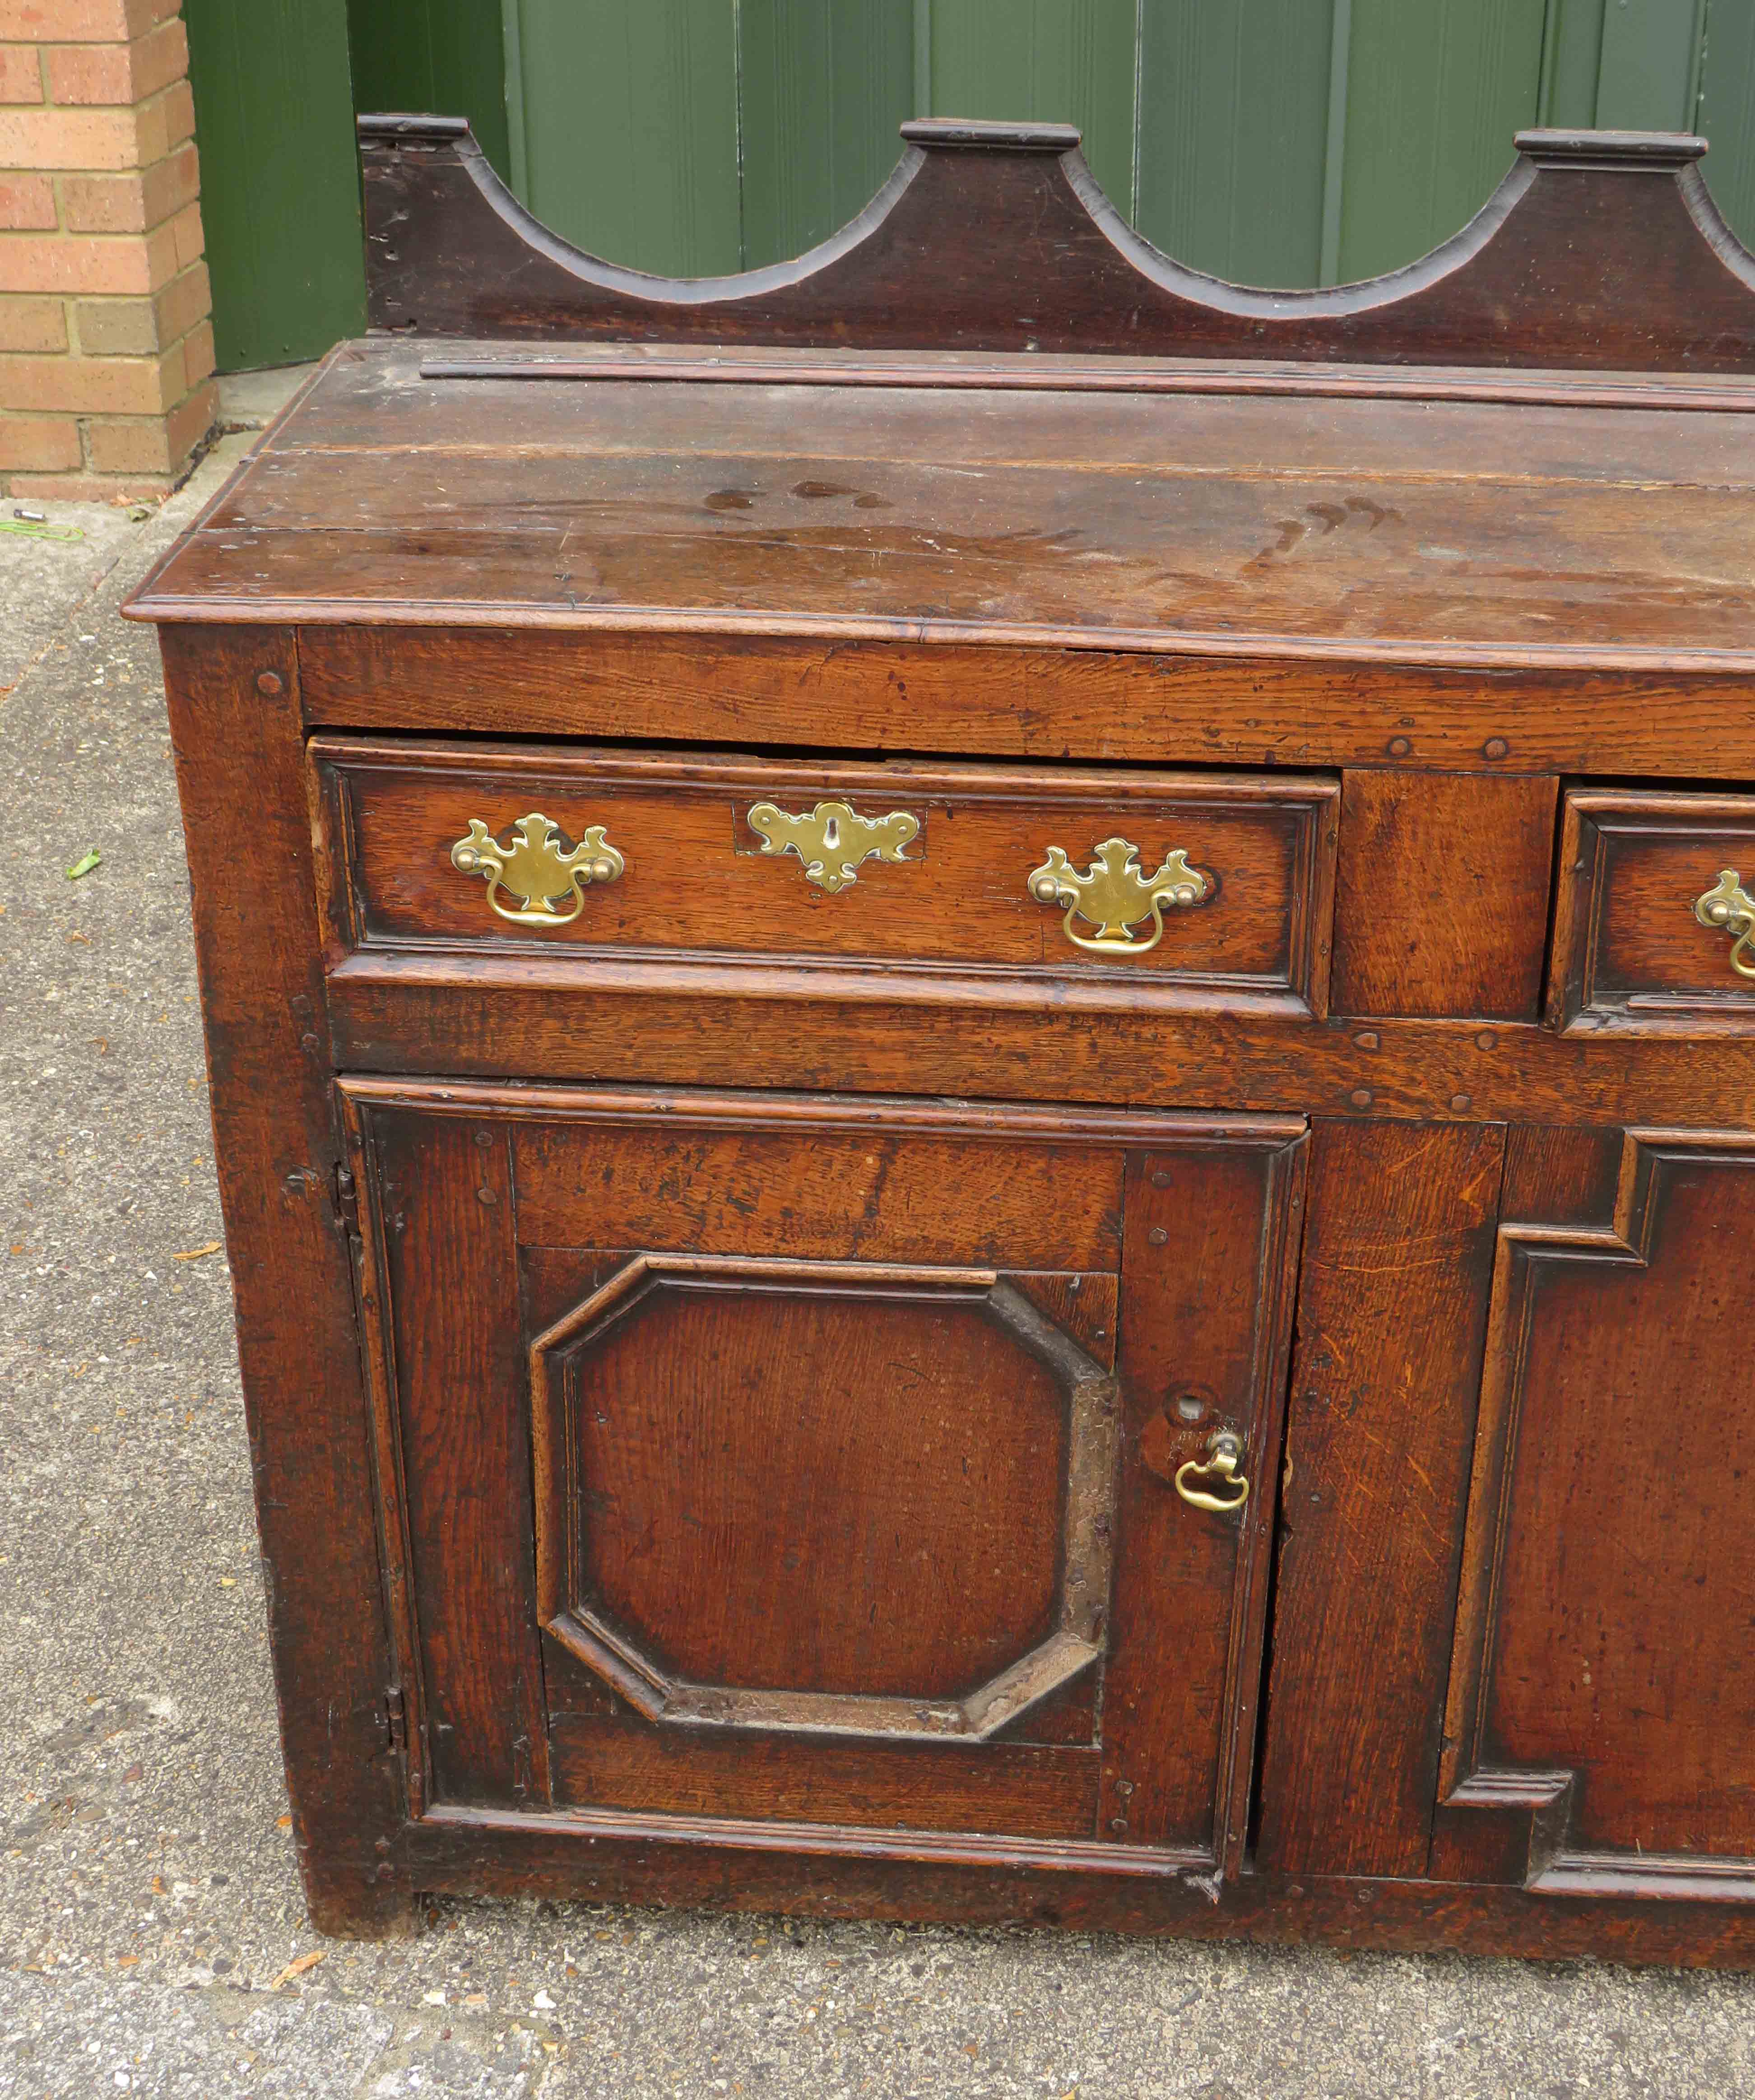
[1694,869,1755,980]
[1174,1430,1249,1514]
[450,813,623,927]
[1027,836,1211,955]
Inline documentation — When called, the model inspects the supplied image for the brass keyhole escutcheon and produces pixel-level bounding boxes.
[1174,1430,1249,1514]
[746,798,919,893]
[1695,868,1755,980]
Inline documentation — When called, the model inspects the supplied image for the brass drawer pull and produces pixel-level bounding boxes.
[450,813,623,926]
[1695,869,1755,980]
[1027,836,1210,955]
[748,798,919,893]
[1174,1431,1249,1514]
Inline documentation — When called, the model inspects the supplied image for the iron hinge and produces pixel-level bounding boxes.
[334,1164,361,1238]
[385,1686,407,1755]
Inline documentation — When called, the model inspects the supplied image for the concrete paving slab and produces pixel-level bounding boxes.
[217,365,320,432]
[3,440,1755,2096]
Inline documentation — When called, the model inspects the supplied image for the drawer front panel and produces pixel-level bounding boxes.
[340,1080,1305,1868]
[1551,788,1755,1031]
[311,740,1337,1011]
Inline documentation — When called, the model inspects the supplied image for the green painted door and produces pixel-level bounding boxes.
[500,0,1749,287]
[188,0,1755,369]
[183,0,365,369]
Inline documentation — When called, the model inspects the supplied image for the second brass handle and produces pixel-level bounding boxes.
[1695,868,1755,980]
[1174,1431,1250,1514]
[450,813,623,927]
[1028,836,1211,955]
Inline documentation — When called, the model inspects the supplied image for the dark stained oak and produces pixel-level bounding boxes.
[353,1106,549,1810]
[158,627,412,1936]
[1255,1120,1505,1881]
[309,741,1338,1013]
[129,338,1755,674]
[126,121,1755,1960]
[321,958,1755,1128]
[357,117,1755,374]
[1549,788,1755,1031]
[292,627,1755,784]
[400,1803,1755,1967]
[1332,771,1558,1020]
[339,1081,1303,1857]
[1436,1129,1755,1895]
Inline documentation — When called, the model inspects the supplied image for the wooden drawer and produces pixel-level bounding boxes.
[1549,788,1755,1032]
[310,741,1339,1013]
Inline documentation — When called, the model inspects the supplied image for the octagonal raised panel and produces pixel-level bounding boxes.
[530,1255,1119,1741]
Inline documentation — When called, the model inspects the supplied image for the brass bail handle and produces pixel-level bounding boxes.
[1027,836,1211,956]
[450,813,623,928]
[1175,1430,1249,1514]
[1695,868,1755,980]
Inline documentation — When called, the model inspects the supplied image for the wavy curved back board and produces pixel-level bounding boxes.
[360,114,1755,370]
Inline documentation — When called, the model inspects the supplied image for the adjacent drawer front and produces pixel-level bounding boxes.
[1550,788,1755,1031]
[310,741,1338,1013]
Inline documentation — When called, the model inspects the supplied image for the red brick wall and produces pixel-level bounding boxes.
[0,0,214,497]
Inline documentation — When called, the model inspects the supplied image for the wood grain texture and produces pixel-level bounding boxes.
[364,1109,548,1808]
[1332,771,1559,1019]
[289,627,1755,783]
[399,1803,1755,1966]
[129,336,1755,673]
[1548,787,1755,1031]
[353,119,1755,373]
[547,1719,1101,1838]
[559,1277,1068,1697]
[1255,1119,1505,1880]
[323,959,1755,1128]
[135,127,1755,1956]
[1442,1130,1755,1872]
[344,1080,1301,1853]
[511,1120,1124,1273]
[1099,1137,1306,1863]
[310,741,1338,1011]
[158,626,409,1936]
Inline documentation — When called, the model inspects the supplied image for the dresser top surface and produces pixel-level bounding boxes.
[128,339,1755,672]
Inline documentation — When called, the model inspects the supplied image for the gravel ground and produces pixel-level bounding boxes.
[4,423,1755,2098]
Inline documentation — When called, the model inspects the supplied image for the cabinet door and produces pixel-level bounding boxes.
[1435,1126,1755,1897]
[343,1081,1305,1877]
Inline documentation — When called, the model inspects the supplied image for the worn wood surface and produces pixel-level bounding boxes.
[355,118,1755,373]
[1255,1120,1505,1880]
[1332,771,1558,1020]
[310,741,1337,1010]
[341,1080,1302,1859]
[1549,787,1755,1031]
[158,626,411,1936]
[396,1801,1755,1965]
[546,1721,1103,1838]
[292,627,1755,783]
[135,136,1755,1956]
[358,1108,548,1810]
[1099,1139,1306,1867]
[558,1278,1070,1697]
[129,336,1755,674]
[1439,1129,1755,1890]
[322,959,1755,1127]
